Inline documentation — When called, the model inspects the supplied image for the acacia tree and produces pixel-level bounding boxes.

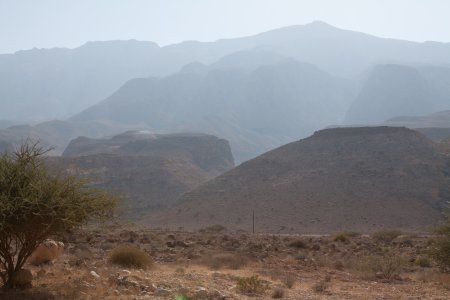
[0,143,116,288]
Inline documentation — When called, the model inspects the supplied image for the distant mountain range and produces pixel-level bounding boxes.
[345,65,450,124]
[2,21,450,122]
[146,127,450,233]
[1,21,450,161]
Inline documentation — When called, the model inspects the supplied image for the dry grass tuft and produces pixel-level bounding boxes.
[282,273,296,289]
[108,245,152,269]
[271,287,285,298]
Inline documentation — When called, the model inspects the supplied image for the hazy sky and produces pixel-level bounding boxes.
[1,0,450,54]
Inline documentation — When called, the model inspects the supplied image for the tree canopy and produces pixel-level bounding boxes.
[0,143,116,288]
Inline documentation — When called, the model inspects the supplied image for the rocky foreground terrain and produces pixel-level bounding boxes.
[2,224,450,300]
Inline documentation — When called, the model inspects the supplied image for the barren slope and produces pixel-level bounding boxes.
[146,127,450,233]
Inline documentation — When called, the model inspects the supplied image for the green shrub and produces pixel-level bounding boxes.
[372,229,402,243]
[236,275,267,295]
[0,143,116,288]
[109,246,152,269]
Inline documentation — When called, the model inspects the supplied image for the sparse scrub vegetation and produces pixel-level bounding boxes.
[108,245,152,269]
[201,252,247,270]
[372,229,402,243]
[416,256,432,268]
[199,224,226,233]
[312,280,329,293]
[333,231,360,243]
[431,216,450,272]
[355,253,406,281]
[236,275,267,295]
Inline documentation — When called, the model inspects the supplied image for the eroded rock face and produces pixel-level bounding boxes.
[147,127,450,233]
[47,131,235,218]
[62,131,234,175]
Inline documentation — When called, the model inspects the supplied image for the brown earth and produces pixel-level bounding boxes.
[2,225,450,299]
[145,127,450,233]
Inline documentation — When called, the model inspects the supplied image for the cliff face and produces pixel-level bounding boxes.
[146,127,450,233]
[48,131,234,218]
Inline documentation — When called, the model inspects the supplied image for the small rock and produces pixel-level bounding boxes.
[194,287,208,298]
[36,269,46,277]
[90,270,100,278]
[155,288,172,297]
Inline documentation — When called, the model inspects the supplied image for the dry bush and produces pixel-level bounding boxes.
[415,256,432,268]
[199,224,226,233]
[333,233,349,243]
[372,229,402,243]
[108,245,152,269]
[312,280,329,293]
[288,240,307,249]
[416,269,450,285]
[236,275,267,295]
[201,252,247,270]
[430,222,450,272]
[271,287,285,298]
[282,273,296,289]
[355,254,406,281]
[333,260,345,270]
[333,231,359,243]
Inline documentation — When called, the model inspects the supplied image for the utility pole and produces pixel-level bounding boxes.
[252,210,255,234]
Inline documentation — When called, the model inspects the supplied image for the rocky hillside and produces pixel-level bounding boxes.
[146,127,450,233]
[47,132,234,217]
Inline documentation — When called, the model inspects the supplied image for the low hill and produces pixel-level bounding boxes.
[145,127,450,233]
[47,132,234,217]
[63,131,234,175]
